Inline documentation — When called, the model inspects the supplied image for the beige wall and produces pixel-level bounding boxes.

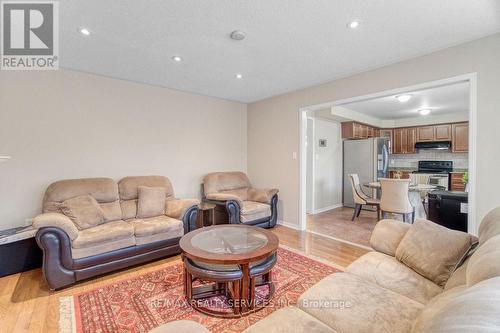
[248,33,500,229]
[0,70,247,230]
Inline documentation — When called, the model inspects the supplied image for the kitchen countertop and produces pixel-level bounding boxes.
[388,167,468,173]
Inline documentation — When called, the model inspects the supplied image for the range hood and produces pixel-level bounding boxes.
[415,141,451,150]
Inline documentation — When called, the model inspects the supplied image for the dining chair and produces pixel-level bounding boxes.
[379,178,415,223]
[348,174,381,221]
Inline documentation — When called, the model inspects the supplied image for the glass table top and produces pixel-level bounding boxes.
[190,226,269,254]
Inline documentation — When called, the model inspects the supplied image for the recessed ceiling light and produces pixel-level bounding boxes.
[419,109,431,116]
[78,27,90,36]
[395,94,413,103]
[172,56,182,62]
[347,20,361,29]
[230,30,246,41]
[235,73,243,79]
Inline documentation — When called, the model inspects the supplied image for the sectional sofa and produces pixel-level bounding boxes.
[153,207,500,333]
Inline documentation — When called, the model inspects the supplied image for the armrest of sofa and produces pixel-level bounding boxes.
[247,188,279,204]
[165,198,200,219]
[165,198,200,233]
[370,219,411,257]
[33,213,79,240]
[205,193,243,206]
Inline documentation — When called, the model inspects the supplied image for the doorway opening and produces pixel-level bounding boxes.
[300,74,477,247]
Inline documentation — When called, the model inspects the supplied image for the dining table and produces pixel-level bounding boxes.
[363,182,437,220]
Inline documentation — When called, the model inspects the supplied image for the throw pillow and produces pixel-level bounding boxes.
[395,219,477,287]
[58,195,105,230]
[137,186,166,218]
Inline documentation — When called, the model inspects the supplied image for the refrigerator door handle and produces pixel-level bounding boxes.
[382,143,389,174]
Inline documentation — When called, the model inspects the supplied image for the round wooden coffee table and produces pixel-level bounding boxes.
[180,225,279,317]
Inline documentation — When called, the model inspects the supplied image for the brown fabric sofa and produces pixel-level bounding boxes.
[33,176,199,290]
[202,172,279,228]
[154,207,500,333]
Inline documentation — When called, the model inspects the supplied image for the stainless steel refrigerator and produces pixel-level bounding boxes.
[343,137,390,208]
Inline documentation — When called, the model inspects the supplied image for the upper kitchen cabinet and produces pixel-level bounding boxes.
[417,124,452,142]
[452,122,469,152]
[406,127,417,154]
[392,128,416,154]
[417,126,435,142]
[434,124,452,140]
[392,128,406,154]
[341,121,379,140]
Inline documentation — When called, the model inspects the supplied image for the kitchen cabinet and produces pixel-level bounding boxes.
[406,127,417,154]
[417,126,435,142]
[393,128,406,154]
[435,124,452,140]
[450,173,466,191]
[392,128,416,154]
[341,122,379,139]
[417,124,452,142]
[452,123,469,152]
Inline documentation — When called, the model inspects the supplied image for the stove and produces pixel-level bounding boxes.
[413,160,453,174]
[412,161,452,190]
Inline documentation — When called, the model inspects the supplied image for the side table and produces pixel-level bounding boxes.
[0,226,42,277]
[197,202,216,228]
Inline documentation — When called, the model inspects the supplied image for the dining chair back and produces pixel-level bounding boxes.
[348,174,381,221]
[348,174,367,205]
[380,178,414,222]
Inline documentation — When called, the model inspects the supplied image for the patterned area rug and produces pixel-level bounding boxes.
[60,247,341,333]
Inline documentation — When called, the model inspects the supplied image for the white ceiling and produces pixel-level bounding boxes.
[60,1,500,103]
[340,81,470,120]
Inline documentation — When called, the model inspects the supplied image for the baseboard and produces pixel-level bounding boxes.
[311,203,342,215]
[277,220,302,230]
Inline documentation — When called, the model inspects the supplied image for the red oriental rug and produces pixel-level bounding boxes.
[59,247,341,333]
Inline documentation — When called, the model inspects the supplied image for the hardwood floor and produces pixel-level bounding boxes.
[0,226,369,333]
[307,207,379,248]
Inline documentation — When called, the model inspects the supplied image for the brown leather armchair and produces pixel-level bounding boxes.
[202,172,278,228]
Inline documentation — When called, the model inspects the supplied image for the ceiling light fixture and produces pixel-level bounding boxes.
[78,27,90,36]
[419,109,431,116]
[172,55,182,62]
[230,30,246,41]
[395,94,412,103]
[235,73,243,79]
[347,20,361,29]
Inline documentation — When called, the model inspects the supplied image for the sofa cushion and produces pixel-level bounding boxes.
[347,252,442,304]
[240,201,271,222]
[203,171,251,196]
[478,206,500,244]
[43,178,119,213]
[72,220,134,248]
[137,186,166,218]
[243,306,337,333]
[412,277,500,333]
[100,201,123,222]
[118,176,174,200]
[129,215,184,246]
[395,219,477,287]
[370,219,411,257]
[444,257,469,290]
[58,195,105,230]
[298,272,423,333]
[71,220,135,259]
[466,234,500,287]
[129,215,183,237]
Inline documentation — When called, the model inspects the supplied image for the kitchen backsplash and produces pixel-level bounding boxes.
[389,150,468,169]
